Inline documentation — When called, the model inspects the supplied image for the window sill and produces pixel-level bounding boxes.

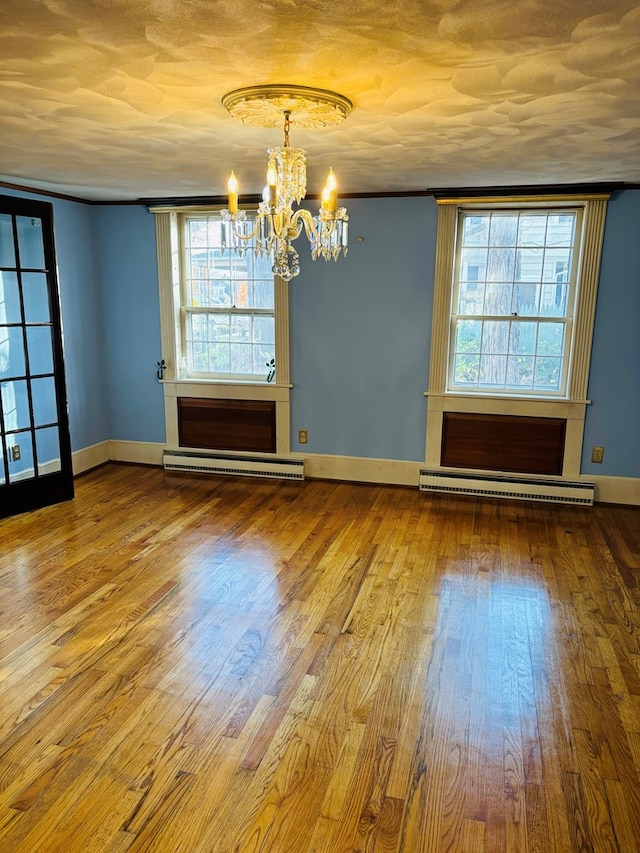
[160,378,293,389]
[424,390,591,405]
[160,379,292,404]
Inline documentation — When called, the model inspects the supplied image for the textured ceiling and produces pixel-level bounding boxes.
[1,0,639,201]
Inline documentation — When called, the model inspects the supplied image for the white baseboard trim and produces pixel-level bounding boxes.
[70,440,640,506]
[72,441,110,475]
[108,440,165,466]
[592,475,640,506]
[303,452,421,486]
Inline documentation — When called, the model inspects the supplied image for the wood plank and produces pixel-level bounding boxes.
[441,412,566,475]
[0,464,639,851]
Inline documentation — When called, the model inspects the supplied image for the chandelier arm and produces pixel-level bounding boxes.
[231,219,260,242]
[221,212,261,244]
[290,208,321,242]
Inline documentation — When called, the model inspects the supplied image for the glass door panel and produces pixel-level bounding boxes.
[35,426,61,474]
[22,272,50,322]
[0,327,26,378]
[0,272,22,323]
[26,326,54,375]
[0,196,73,517]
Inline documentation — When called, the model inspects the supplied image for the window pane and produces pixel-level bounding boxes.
[206,218,224,247]
[458,282,484,315]
[483,283,511,316]
[27,325,54,375]
[487,247,515,281]
[16,216,45,269]
[539,284,568,317]
[253,252,274,280]
[190,313,207,341]
[511,283,540,316]
[209,314,230,341]
[254,280,274,309]
[506,355,534,388]
[9,430,34,483]
[489,214,518,247]
[0,327,26,378]
[253,345,275,376]
[462,214,489,246]
[0,272,21,324]
[482,321,509,354]
[32,376,57,425]
[22,272,50,322]
[518,214,548,247]
[537,322,564,357]
[460,247,487,283]
[547,213,575,247]
[515,248,543,283]
[197,280,230,307]
[479,353,507,386]
[230,315,251,343]
[509,322,536,355]
[208,342,230,373]
[534,357,561,391]
[188,218,208,247]
[1,379,31,430]
[453,353,479,385]
[230,343,252,374]
[36,425,61,474]
[543,249,572,282]
[0,215,16,267]
[253,316,274,344]
[189,341,208,372]
[232,279,251,308]
[454,319,482,353]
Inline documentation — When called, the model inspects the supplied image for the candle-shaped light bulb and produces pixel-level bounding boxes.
[227,171,238,214]
[266,165,277,206]
[324,167,338,213]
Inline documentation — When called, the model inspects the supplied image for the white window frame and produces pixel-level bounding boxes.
[151,206,291,454]
[425,193,609,478]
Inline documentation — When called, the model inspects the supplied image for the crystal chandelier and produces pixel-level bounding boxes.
[220,85,352,282]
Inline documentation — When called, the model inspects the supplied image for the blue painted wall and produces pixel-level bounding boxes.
[93,205,165,443]
[3,186,639,482]
[289,196,435,460]
[0,188,108,453]
[582,190,640,478]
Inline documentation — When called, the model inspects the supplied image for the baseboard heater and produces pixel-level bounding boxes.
[163,450,305,480]
[419,470,595,505]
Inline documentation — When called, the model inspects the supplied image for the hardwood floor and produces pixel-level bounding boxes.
[1,464,639,852]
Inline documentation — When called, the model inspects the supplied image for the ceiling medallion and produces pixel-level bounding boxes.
[220,85,352,282]
[221,84,353,130]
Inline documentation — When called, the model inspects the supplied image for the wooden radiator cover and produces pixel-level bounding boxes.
[178,398,276,454]
[441,412,566,476]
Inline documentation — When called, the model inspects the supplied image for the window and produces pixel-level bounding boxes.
[425,193,609,478]
[152,205,291,454]
[181,214,275,381]
[450,208,581,396]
